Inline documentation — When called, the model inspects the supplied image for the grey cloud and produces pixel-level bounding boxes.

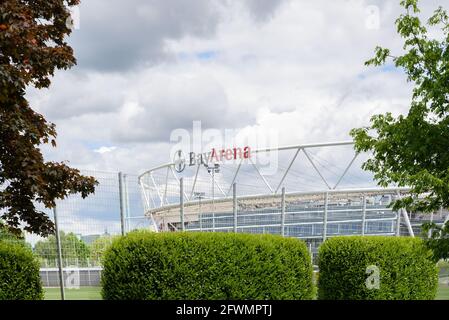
[69,0,286,72]
[31,0,439,188]
[28,71,126,120]
[70,0,222,71]
[243,0,287,21]
[112,74,255,143]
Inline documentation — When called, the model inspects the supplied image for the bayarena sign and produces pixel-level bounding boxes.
[173,146,251,173]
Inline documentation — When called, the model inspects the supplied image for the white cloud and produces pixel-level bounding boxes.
[26,0,445,178]
[94,146,117,154]
[20,0,449,237]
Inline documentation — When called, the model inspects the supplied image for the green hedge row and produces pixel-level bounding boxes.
[101,233,438,300]
[101,231,314,300]
[317,236,438,300]
[0,241,43,300]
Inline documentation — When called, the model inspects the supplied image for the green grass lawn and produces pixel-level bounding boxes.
[44,285,449,300]
[436,283,449,300]
[44,287,102,300]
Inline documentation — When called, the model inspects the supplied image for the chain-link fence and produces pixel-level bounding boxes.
[3,168,446,299]
[21,170,147,294]
[169,183,421,264]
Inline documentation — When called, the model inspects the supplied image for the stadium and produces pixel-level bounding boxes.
[2,0,449,305]
[138,140,449,260]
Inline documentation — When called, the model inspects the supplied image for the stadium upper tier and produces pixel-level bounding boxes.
[138,140,448,241]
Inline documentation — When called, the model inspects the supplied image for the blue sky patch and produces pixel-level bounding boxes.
[196,50,218,60]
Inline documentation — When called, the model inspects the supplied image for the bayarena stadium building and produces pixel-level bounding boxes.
[138,140,448,260]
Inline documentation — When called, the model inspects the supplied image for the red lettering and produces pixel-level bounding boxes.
[244,146,250,159]
[225,149,233,160]
[208,146,251,163]
[233,147,242,159]
[211,148,219,162]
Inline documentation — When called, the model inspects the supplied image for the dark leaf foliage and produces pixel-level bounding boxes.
[318,236,438,300]
[0,240,43,300]
[421,221,449,261]
[351,0,449,257]
[101,231,315,300]
[0,0,97,236]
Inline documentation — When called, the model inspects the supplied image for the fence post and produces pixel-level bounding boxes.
[281,187,286,237]
[323,192,328,241]
[199,196,202,231]
[212,169,215,232]
[124,173,130,233]
[428,210,435,238]
[233,183,237,233]
[395,210,401,236]
[402,207,415,237]
[180,177,185,231]
[53,206,65,300]
[361,194,366,236]
[395,193,401,237]
[309,242,313,265]
[45,263,49,287]
[118,172,125,236]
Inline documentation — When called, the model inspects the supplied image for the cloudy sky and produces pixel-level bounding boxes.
[22,0,449,243]
[27,0,444,175]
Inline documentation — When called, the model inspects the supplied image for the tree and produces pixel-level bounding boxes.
[350,0,449,259]
[0,221,20,241]
[0,0,97,237]
[423,222,449,261]
[34,231,90,267]
[89,235,116,266]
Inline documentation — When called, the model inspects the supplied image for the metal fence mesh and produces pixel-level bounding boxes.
[1,168,445,296]
[24,170,146,288]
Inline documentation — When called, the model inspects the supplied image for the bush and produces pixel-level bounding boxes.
[0,241,43,300]
[102,231,314,300]
[318,236,438,300]
[0,223,27,246]
[90,235,117,266]
[34,231,90,267]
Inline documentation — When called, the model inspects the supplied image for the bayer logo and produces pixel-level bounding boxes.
[173,150,186,173]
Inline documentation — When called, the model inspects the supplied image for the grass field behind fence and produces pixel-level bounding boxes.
[44,287,102,300]
[44,283,449,300]
[436,278,449,300]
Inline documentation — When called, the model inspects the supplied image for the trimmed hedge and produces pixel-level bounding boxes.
[0,241,43,300]
[317,236,438,300]
[101,231,314,300]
